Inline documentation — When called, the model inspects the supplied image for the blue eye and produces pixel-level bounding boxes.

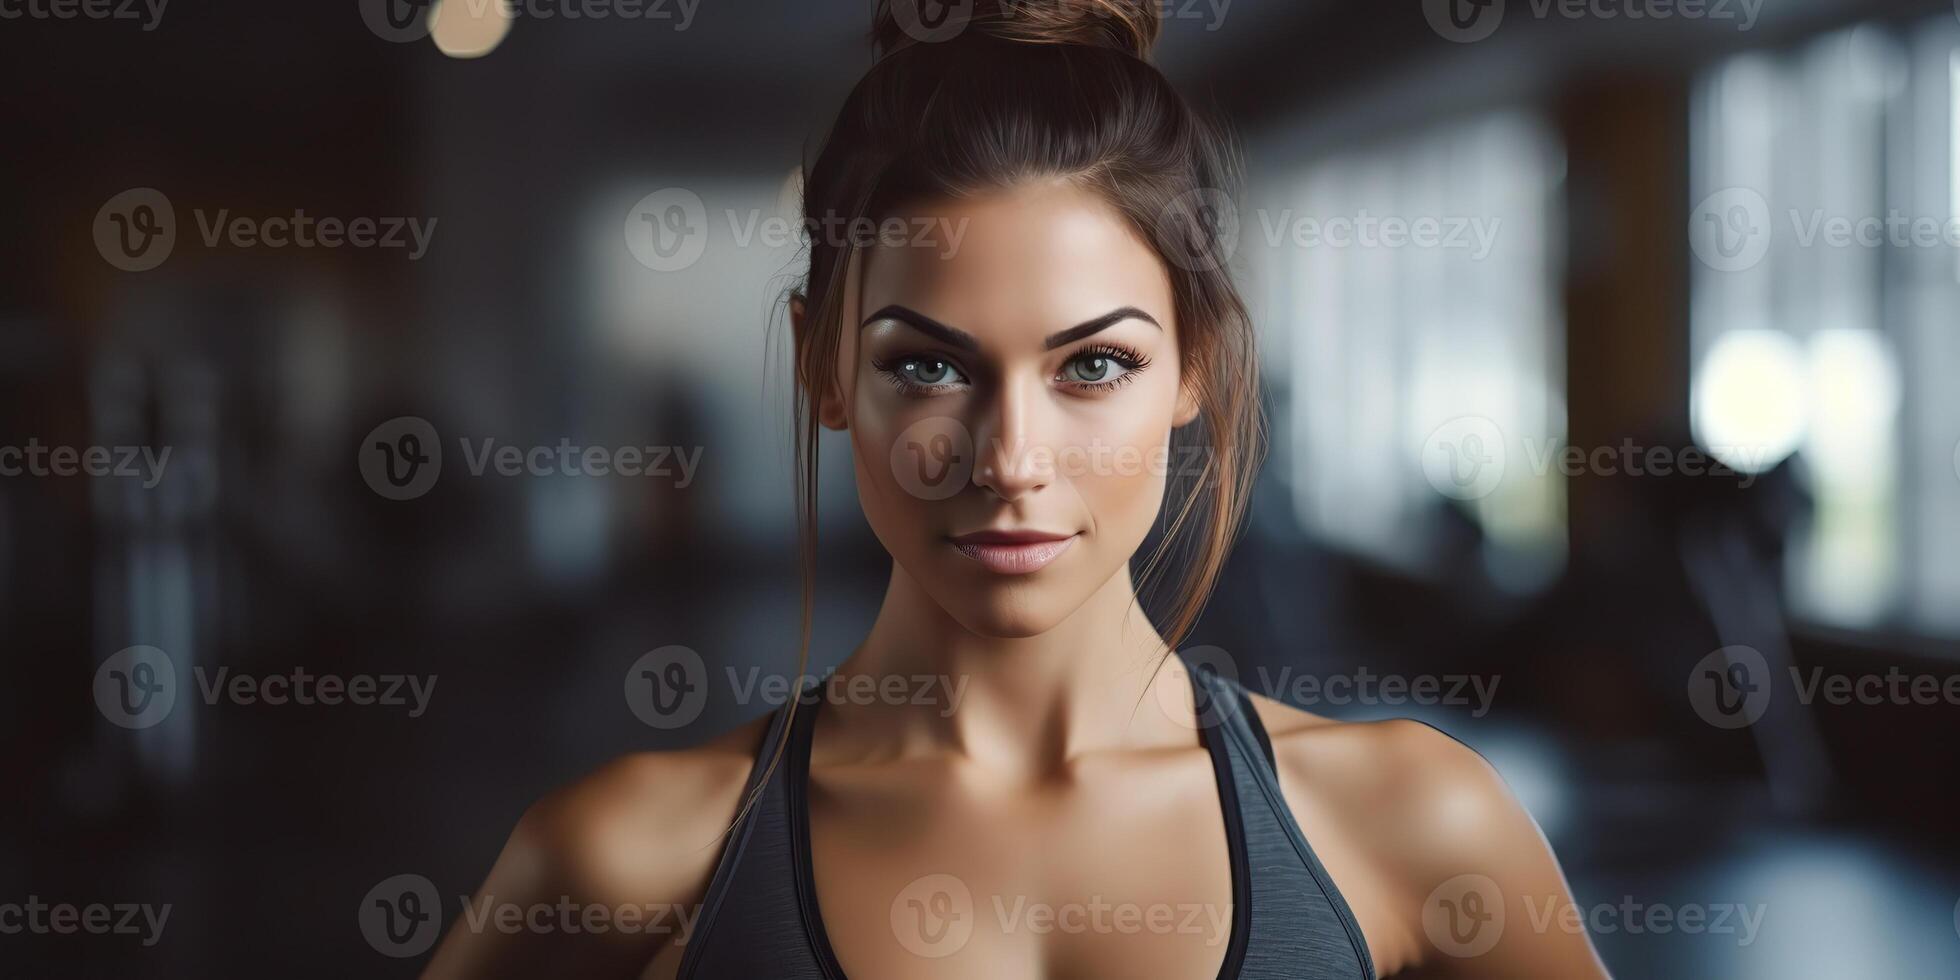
[1058,344,1150,391]
[872,354,969,395]
[1063,354,1128,384]
[901,357,963,386]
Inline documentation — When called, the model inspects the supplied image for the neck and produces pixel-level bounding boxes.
[826,560,1198,779]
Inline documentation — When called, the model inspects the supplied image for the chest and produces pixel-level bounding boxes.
[805,754,1241,980]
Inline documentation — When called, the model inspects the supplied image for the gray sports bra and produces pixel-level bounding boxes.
[674,656,1377,978]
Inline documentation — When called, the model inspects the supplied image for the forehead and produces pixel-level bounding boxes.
[858,179,1174,343]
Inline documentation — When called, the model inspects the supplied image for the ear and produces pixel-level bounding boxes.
[790,290,850,432]
[1171,377,1201,428]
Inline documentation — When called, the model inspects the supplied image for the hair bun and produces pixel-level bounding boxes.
[873,0,1162,61]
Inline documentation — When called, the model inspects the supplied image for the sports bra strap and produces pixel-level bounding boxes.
[1233,685,1279,774]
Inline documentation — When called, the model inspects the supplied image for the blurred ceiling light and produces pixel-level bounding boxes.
[1806,328,1899,475]
[430,0,512,59]
[1691,329,1806,474]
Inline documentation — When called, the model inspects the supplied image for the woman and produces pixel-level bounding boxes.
[427,1,1610,976]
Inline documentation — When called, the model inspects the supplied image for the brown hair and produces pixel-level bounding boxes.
[760,0,1263,788]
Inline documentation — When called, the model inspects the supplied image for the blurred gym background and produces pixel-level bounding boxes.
[3,0,1959,975]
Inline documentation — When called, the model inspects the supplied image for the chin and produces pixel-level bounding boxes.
[930,576,1083,639]
[952,605,1064,639]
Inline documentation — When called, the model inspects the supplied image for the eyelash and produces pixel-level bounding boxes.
[1064,344,1151,392]
[870,344,1152,397]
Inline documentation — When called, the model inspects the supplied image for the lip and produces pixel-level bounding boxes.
[946,529,1079,575]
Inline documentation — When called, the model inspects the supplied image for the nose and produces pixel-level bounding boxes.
[969,375,1052,502]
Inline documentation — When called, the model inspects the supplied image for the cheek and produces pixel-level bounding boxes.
[847,379,954,541]
[1059,379,1179,533]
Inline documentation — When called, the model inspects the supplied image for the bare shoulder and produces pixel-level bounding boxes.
[1245,694,1513,833]
[422,713,775,978]
[1244,693,1610,978]
[512,713,772,900]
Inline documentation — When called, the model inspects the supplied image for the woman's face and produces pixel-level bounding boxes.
[810,179,1198,638]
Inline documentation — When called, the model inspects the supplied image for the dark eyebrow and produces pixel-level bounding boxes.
[860,305,1162,352]
[861,305,978,351]
[1042,307,1161,350]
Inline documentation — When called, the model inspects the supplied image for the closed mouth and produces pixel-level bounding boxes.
[945,529,1079,574]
